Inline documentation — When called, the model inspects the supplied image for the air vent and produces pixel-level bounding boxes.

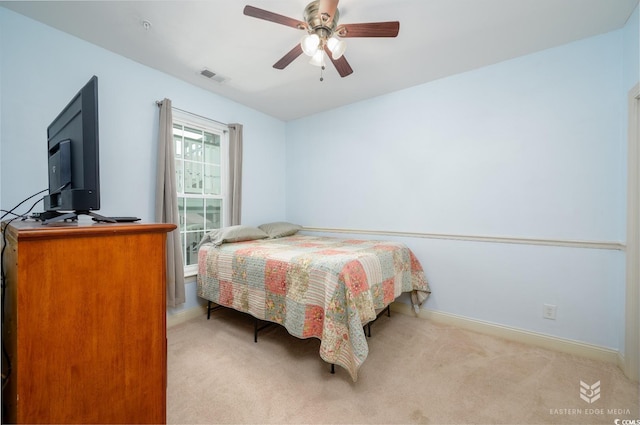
[200,68,226,83]
[200,69,216,78]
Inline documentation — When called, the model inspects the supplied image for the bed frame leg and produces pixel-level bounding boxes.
[364,305,391,337]
[206,301,224,320]
[254,317,275,343]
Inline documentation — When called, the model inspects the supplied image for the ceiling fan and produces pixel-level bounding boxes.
[243,0,400,79]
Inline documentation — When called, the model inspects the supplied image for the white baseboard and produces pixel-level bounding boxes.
[391,303,620,365]
[167,302,621,368]
[167,305,207,328]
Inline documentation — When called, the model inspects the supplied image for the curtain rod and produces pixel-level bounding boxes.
[155,100,229,128]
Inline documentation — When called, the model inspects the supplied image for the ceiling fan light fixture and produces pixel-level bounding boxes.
[301,33,320,56]
[327,36,346,59]
[243,0,399,78]
[309,50,326,67]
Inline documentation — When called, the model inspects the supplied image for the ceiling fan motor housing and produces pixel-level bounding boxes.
[304,0,339,38]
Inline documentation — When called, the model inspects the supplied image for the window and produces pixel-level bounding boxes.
[173,110,228,272]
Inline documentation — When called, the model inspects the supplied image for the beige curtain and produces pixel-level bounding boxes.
[155,98,185,307]
[228,123,243,226]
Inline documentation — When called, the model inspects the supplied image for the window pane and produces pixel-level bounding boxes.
[185,198,205,267]
[184,161,202,194]
[204,132,220,164]
[177,197,186,264]
[186,230,204,266]
[184,127,203,161]
[205,198,222,230]
[204,164,221,195]
[173,125,183,159]
[182,231,187,266]
[177,197,185,232]
[186,198,204,231]
[175,159,184,194]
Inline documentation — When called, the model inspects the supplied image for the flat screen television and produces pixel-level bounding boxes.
[41,75,113,224]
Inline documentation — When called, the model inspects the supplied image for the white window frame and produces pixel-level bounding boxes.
[172,109,229,276]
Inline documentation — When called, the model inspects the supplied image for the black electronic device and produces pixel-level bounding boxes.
[41,76,114,224]
[92,216,141,223]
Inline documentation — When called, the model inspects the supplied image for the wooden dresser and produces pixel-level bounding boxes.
[1,220,176,424]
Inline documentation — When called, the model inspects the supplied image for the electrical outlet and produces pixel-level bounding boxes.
[543,304,557,320]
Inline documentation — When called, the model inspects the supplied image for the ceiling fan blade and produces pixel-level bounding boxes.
[318,0,339,24]
[273,44,304,70]
[243,5,307,30]
[336,21,400,38]
[324,46,353,78]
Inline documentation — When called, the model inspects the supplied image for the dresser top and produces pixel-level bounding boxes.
[2,219,176,241]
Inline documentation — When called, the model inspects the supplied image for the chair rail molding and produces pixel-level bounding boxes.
[302,227,625,251]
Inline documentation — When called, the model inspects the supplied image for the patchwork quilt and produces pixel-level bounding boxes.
[197,234,430,381]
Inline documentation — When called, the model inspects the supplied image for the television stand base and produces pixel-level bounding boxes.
[38,210,117,225]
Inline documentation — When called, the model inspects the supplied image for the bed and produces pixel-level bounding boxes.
[196,223,431,381]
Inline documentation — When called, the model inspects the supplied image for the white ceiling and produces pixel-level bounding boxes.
[2,0,638,121]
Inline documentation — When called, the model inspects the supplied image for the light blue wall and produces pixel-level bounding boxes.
[287,31,625,241]
[0,8,287,315]
[623,4,639,91]
[2,5,637,350]
[0,8,286,225]
[286,28,632,350]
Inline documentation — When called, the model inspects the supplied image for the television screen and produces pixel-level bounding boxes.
[42,76,108,223]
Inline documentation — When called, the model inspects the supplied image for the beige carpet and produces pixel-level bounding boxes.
[167,307,639,424]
